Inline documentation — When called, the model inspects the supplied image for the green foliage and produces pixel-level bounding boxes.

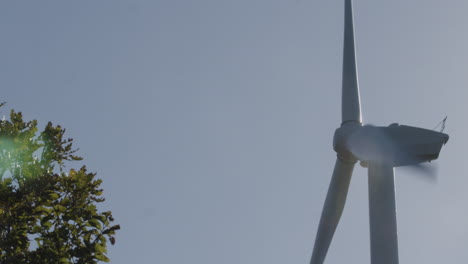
[0,108,119,263]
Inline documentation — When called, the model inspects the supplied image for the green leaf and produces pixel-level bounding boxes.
[59,257,70,264]
[95,242,107,254]
[42,221,53,229]
[95,253,110,262]
[32,225,42,233]
[54,204,67,213]
[88,219,102,229]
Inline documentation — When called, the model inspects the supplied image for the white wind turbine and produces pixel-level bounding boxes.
[310,1,449,264]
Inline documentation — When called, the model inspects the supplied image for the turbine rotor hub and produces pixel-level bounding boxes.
[333,122,361,162]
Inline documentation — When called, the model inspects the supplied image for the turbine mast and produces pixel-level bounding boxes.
[368,162,399,264]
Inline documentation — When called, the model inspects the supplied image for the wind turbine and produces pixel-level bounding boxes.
[310,1,449,264]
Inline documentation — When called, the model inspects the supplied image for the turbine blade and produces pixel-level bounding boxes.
[397,163,438,182]
[368,162,399,264]
[342,0,362,124]
[310,157,355,264]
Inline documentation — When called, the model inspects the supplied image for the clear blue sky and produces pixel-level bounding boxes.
[0,0,466,263]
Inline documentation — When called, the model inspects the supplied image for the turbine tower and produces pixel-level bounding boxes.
[310,1,449,264]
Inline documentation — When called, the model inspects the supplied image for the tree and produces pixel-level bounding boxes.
[0,106,119,263]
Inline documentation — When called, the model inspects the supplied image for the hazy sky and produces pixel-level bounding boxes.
[0,0,467,263]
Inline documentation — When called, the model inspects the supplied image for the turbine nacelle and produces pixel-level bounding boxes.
[333,123,449,166]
